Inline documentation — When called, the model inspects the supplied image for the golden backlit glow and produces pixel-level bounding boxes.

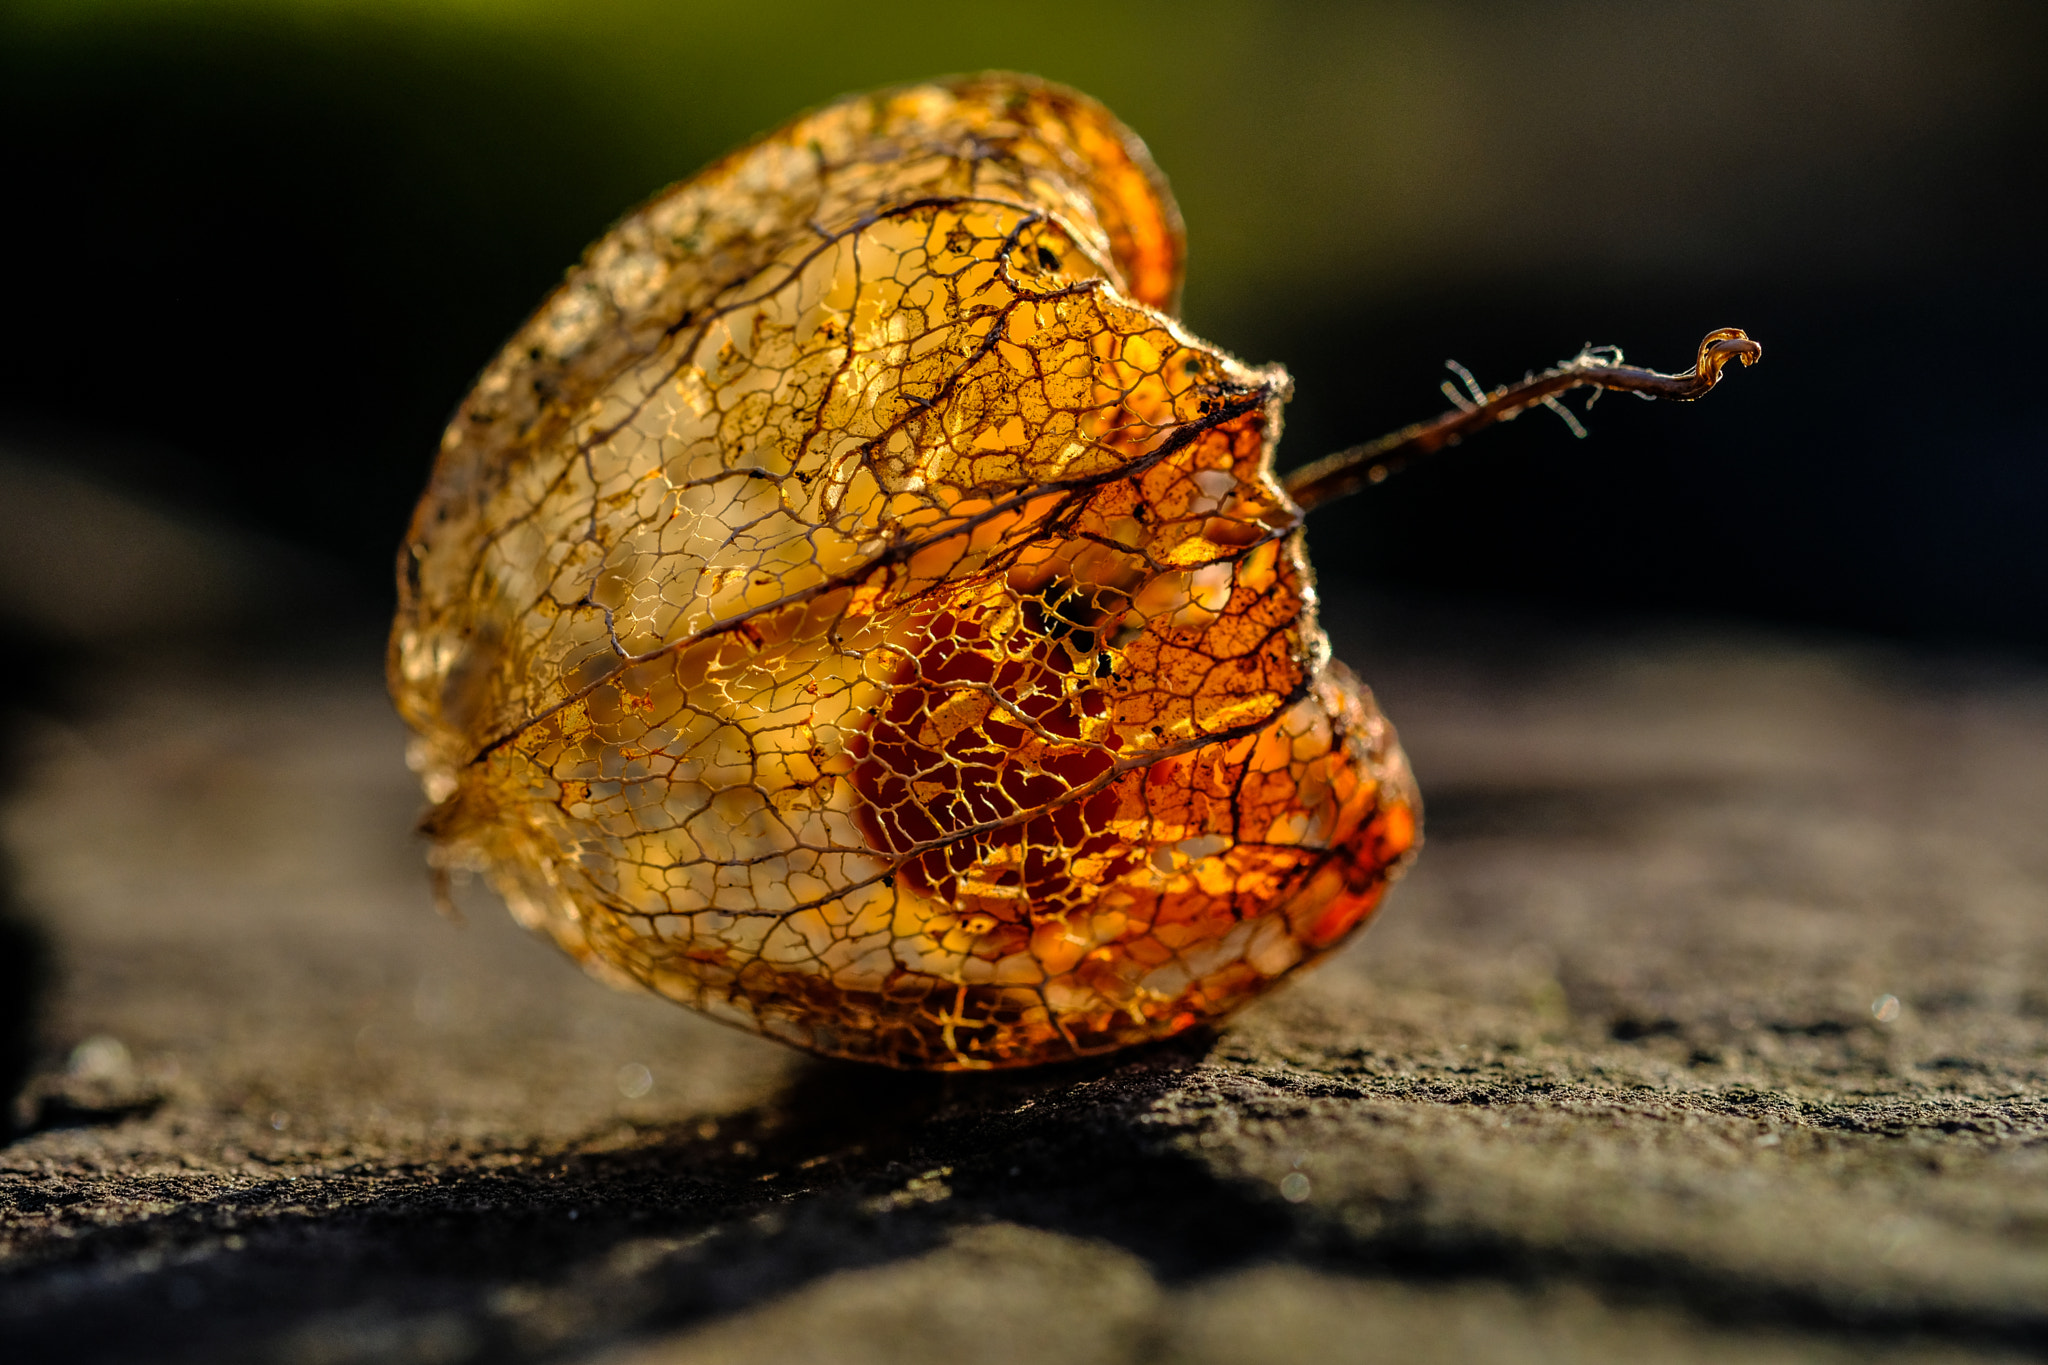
[390,74,1418,1068]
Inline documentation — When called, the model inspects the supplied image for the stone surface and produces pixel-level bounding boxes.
[1,462,2045,1361]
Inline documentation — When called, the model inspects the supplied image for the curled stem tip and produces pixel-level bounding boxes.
[1282,327,1762,513]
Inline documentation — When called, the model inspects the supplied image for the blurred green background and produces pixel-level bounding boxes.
[2,0,2043,646]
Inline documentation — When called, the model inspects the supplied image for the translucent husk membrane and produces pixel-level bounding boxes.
[389,73,1425,1068]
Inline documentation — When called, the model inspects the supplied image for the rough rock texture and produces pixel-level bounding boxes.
[2,524,2046,1360]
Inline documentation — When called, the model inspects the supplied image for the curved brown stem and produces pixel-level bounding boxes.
[1281,327,1763,513]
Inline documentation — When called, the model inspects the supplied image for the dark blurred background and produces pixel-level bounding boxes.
[1,0,2044,648]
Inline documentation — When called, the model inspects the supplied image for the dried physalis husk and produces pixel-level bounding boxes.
[390,72,1422,1069]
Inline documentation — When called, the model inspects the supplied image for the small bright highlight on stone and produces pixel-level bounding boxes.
[67,1035,132,1082]
[616,1063,654,1099]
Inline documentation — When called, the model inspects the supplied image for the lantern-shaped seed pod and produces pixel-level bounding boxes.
[390,72,1425,1069]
